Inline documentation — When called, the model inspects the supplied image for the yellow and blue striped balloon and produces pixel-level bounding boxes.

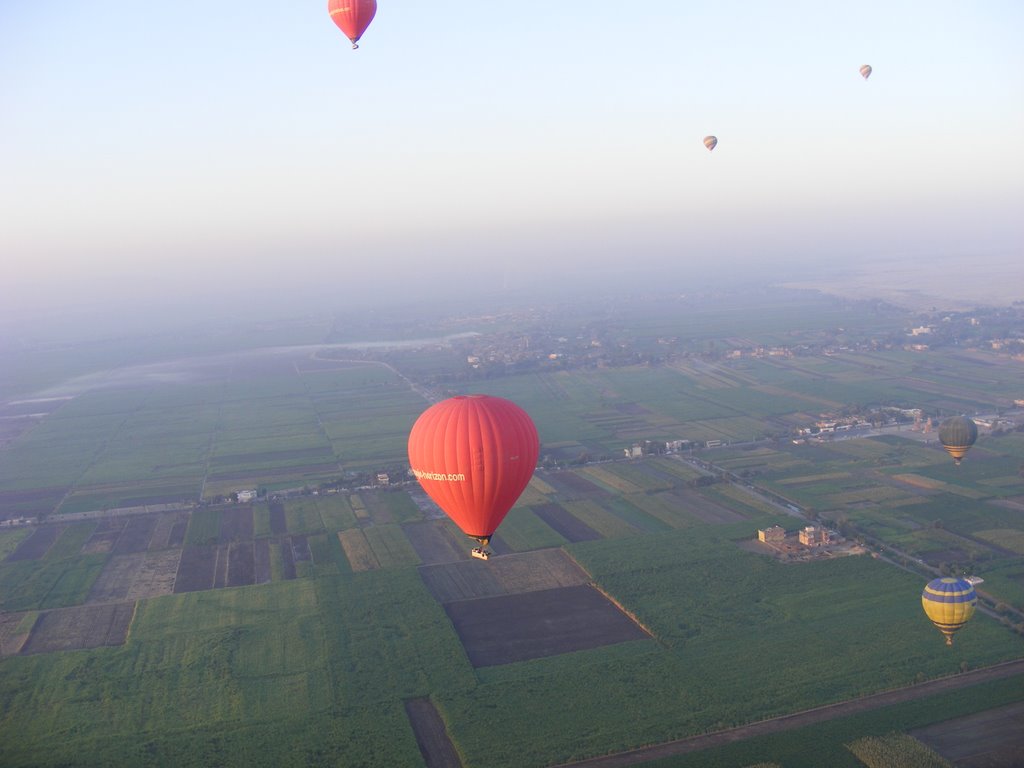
[922,577,977,646]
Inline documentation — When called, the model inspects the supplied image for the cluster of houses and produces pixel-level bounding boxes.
[623,439,717,458]
[794,407,938,439]
[794,420,869,437]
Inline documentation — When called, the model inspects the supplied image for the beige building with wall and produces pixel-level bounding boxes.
[799,525,829,546]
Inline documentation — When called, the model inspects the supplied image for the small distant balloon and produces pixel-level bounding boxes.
[703,136,718,152]
[328,0,377,49]
[859,64,872,80]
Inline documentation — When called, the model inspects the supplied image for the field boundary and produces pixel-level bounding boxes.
[404,697,464,768]
[561,548,658,640]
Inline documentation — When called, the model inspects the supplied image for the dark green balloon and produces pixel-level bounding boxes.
[938,416,978,465]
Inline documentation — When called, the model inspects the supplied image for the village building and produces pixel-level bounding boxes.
[237,489,257,503]
[758,525,786,543]
[799,525,829,547]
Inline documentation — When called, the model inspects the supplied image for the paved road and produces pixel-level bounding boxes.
[554,658,1024,768]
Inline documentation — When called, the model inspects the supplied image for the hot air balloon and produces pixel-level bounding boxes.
[408,395,539,560]
[922,577,977,646]
[938,416,978,466]
[703,135,718,152]
[859,64,872,79]
[328,0,377,49]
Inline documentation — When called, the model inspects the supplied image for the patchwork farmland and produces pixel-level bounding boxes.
[2,300,1024,767]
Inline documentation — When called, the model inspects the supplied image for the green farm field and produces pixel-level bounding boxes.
[0,355,431,517]
[0,528,32,560]
[634,676,1024,768]
[0,574,463,767]
[702,433,1024,610]
[2,525,1020,768]
[440,527,1022,768]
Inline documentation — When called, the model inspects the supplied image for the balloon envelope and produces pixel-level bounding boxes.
[408,395,539,541]
[328,0,377,46]
[922,577,976,646]
[703,135,718,152]
[860,64,872,79]
[938,416,978,465]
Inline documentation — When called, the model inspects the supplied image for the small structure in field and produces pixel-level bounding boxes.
[744,524,862,563]
[799,525,830,547]
[758,525,786,543]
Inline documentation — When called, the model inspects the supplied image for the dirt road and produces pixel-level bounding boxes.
[555,658,1024,768]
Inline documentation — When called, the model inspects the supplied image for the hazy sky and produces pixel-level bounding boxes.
[2,1,1022,327]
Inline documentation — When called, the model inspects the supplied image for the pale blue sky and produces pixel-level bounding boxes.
[1,1,1022,323]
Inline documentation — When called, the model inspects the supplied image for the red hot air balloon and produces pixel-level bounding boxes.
[328,0,377,49]
[408,395,539,560]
